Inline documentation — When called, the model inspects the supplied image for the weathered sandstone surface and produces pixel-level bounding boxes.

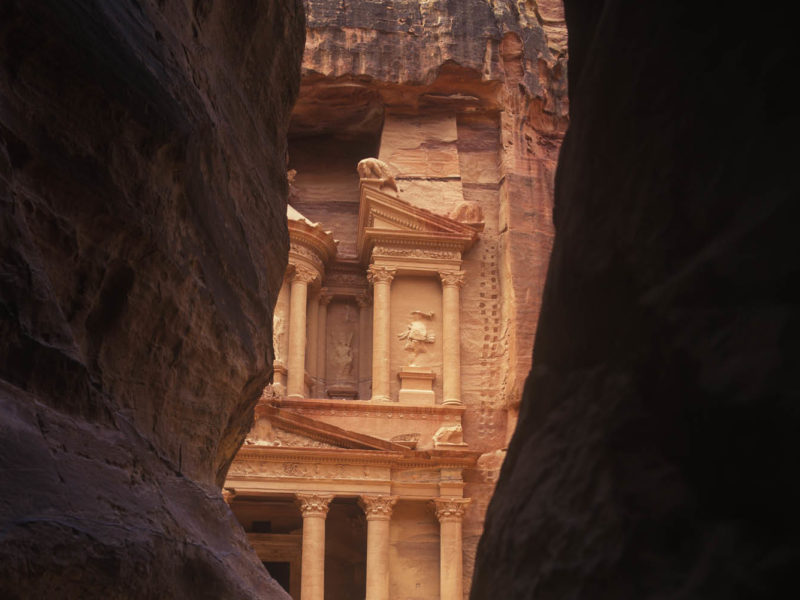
[288,1,568,590]
[473,3,800,598]
[1,1,303,597]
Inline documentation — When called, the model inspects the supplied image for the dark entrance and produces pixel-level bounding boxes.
[264,561,291,594]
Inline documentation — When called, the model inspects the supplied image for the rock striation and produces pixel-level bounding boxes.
[0,0,304,597]
[472,3,800,598]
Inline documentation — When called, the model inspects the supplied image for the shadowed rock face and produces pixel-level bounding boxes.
[472,3,800,599]
[0,1,303,597]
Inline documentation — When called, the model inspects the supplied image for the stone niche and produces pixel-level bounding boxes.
[324,299,360,399]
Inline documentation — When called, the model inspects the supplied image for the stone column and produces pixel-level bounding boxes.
[315,289,331,397]
[272,274,291,394]
[287,266,317,399]
[439,271,466,405]
[367,266,396,402]
[356,293,372,400]
[296,493,333,600]
[359,495,397,600]
[306,288,320,392]
[432,498,470,600]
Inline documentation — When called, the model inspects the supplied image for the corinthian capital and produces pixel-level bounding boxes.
[296,493,333,518]
[431,497,471,522]
[439,270,466,288]
[318,287,332,306]
[358,495,397,521]
[291,264,318,285]
[367,265,397,285]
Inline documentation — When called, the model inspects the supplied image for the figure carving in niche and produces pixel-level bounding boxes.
[357,157,398,193]
[397,311,435,366]
[273,314,286,362]
[332,332,354,378]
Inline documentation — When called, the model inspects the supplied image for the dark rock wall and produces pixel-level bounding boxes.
[472,2,800,598]
[0,0,303,597]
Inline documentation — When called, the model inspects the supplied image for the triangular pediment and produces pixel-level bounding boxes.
[357,182,479,262]
[248,403,411,452]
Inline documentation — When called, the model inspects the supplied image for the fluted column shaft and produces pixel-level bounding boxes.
[359,495,397,600]
[297,494,333,600]
[356,294,372,400]
[433,498,470,600]
[315,290,331,397]
[307,290,319,384]
[367,266,396,402]
[287,266,316,399]
[440,271,465,405]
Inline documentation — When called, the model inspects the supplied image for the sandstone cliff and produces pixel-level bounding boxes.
[0,1,303,597]
[472,3,800,598]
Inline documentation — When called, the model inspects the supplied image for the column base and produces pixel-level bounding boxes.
[371,394,391,403]
[441,398,463,406]
[287,393,305,400]
[398,367,436,405]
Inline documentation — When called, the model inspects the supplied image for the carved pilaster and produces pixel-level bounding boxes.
[368,265,396,402]
[439,271,465,405]
[359,495,397,521]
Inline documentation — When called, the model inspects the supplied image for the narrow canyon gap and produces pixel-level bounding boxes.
[472,2,799,599]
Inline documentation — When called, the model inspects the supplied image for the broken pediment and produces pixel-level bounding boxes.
[356,159,480,265]
[247,403,412,452]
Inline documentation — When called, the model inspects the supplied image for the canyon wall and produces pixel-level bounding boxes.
[472,2,800,598]
[0,1,303,597]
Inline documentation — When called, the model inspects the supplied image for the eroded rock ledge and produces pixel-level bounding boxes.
[0,1,303,596]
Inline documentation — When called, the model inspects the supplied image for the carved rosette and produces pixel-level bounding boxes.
[358,495,398,521]
[291,264,318,285]
[439,270,466,288]
[431,497,471,523]
[296,493,334,518]
[367,265,397,285]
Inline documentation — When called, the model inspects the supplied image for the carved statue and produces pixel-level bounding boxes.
[332,331,354,377]
[397,311,435,366]
[433,423,465,446]
[357,157,398,193]
[449,200,484,223]
[272,313,286,362]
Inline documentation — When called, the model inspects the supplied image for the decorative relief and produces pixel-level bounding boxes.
[229,461,385,481]
[355,293,371,308]
[318,288,333,306]
[289,243,323,270]
[373,246,460,261]
[433,423,466,447]
[367,265,396,285]
[291,264,318,285]
[358,495,398,520]
[296,493,333,518]
[439,270,466,287]
[431,498,471,522]
[397,311,436,366]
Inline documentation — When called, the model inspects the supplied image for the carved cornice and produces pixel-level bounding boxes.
[296,493,333,518]
[439,270,466,288]
[431,497,471,522]
[358,495,398,521]
[290,264,318,285]
[367,265,396,285]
